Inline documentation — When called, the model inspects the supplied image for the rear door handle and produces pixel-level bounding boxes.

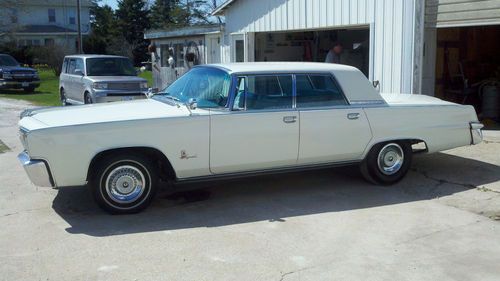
[347,113,360,120]
[283,116,297,123]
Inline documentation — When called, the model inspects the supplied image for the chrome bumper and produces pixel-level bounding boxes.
[0,80,40,88]
[17,151,54,187]
[470,122,484,145]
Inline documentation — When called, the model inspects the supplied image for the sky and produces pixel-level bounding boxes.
[100,0,119,9]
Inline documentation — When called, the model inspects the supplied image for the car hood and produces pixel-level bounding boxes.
[86,76,147,83]
[0,65,36,72]
[20,99,193,129]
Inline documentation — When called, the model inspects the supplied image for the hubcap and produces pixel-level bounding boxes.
[377,143,404,175]
[105,165,146,204]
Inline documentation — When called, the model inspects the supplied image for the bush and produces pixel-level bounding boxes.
[32,45,67,76]
[0,42,35,65]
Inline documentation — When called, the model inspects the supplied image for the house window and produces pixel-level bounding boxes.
[9,8,18,23]
[160,44,170,67]
[48,9,56,22]
[235,40,244,62]
[32,39,41,46]
[68,9,75,24]
[44,38,55,46]
[173,43,185,67]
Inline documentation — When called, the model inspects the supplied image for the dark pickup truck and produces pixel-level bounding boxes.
[0,54,40,92]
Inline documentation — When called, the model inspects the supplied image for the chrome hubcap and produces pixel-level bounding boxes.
[105,165,145,204]
[377,143,404,175]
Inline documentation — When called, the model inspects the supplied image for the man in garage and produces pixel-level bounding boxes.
[324,42,343,64]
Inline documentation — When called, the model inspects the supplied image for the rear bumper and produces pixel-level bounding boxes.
[18,151,54,187]
[470,122,484,145]
[0,80,40,89]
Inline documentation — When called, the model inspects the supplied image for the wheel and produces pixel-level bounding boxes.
[84,92,93,104]
[23,87,35,93]
[89,153,158,214]
[60,89,69,106]
[360,141,412,185]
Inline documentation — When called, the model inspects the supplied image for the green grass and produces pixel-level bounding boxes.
[139,70,153,86]
[0,69,154,106]
[0,140,10,154]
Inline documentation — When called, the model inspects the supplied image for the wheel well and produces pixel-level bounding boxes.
[87,147,176,182]
[365,139,428,157]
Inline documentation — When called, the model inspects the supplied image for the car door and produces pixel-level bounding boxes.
[65,58,77,99]
[73,58,86,102]
[296,74,372,164]
[209,74,299,174]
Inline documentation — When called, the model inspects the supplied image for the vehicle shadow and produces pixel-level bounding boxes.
[52,152,500,237]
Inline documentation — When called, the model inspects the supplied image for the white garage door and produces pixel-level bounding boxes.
[426,0,500,27]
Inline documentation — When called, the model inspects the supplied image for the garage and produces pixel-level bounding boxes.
[424,0,500,128]
[253,28,370,77]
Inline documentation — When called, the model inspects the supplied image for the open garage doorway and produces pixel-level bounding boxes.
[254,27,370,77]
[434,25,500,129]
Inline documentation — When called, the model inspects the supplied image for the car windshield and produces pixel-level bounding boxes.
[153,67,231,108]
[86,57,136,76]
[0,55,20,67]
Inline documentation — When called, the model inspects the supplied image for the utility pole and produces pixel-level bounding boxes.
[76,0,82,53]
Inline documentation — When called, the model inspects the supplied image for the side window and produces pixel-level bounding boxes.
[296,74,347,108]
[68,59,76,74]
[75,59,84,74]
[238,75,293,110]
[62,58,68,74]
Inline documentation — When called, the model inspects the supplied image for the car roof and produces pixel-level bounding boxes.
[64,54,128,59]
[206,62,358,74]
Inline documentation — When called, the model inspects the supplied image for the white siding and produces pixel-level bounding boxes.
[426,0,500,27]
[223,0,421,94]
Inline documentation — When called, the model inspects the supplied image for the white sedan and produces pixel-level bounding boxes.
[18,62,483,214]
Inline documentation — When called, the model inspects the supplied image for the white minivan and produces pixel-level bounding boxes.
[59,54,149,105]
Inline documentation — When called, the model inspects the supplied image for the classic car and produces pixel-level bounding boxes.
[18,62,483,214]
[59,55,149,105]
[0,54,40,92]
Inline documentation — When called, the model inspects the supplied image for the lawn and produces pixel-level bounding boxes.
[0,69,154,106]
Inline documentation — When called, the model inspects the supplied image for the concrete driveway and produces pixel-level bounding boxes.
[0,98,499,281]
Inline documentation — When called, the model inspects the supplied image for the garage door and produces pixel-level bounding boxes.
[426,0,500,27]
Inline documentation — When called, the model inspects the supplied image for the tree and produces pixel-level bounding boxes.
[84,2,117,54]
[150,0,178,29]
[115,0,151,65]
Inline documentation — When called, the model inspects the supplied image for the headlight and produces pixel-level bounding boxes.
[33,72,39,78]
[93,82,108,89]
[140,82,148,89]
[3,71,12,79]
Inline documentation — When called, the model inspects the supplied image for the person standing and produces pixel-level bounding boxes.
[324,42,343,64]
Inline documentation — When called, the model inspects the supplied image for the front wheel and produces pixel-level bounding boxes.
[23,87,35,93]
[84,93,93,104]
[360,141,412,185]
[89,154,158,214]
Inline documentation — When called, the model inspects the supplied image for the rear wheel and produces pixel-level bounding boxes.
[89,154,158,214]
[360,141,412,185]
[60,88,69,106]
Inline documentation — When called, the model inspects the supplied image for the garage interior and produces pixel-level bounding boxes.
[254,28,370,77]
[434,25,500,128]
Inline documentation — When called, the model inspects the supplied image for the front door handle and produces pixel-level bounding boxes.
[347,113,360,120]
[283,116,297,123]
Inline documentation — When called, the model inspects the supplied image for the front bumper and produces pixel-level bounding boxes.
[0,80,41,89]
[17,151,54,187]
[470,122,484,145]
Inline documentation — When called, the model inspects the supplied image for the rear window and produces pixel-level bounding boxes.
[296,74,347,108]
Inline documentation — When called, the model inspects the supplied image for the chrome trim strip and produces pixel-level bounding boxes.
[175,160,361,184]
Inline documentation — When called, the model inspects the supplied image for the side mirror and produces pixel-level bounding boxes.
[74,69,84,76]
[187,98,197,110]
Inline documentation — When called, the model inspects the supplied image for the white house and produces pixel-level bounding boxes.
[212,0,500,104]
[0,0,91,53]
